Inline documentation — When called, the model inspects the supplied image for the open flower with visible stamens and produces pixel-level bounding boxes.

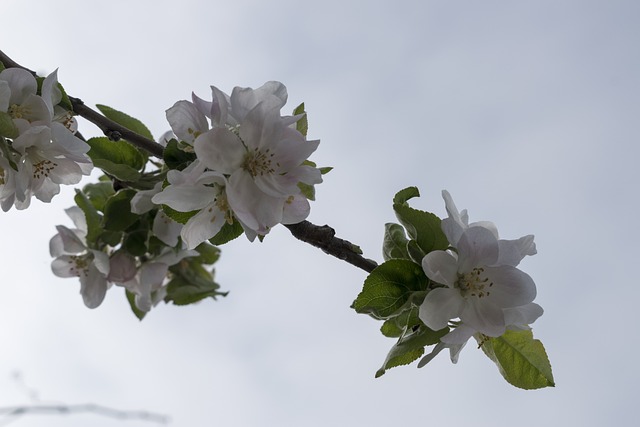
[50,207,111,309]
[194,102,321,235]
[419,191,541,354]
[420,226,538,341]
[152,160,233,249]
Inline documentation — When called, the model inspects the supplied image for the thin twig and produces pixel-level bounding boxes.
[0,404,169,425]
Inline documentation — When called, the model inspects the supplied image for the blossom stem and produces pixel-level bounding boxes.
[0,49,164,158]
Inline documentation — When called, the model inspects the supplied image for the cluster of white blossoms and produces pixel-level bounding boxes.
[50,207,197,310]
[153,81,322,248]
[418,191,543,365]
[0,68,92,211]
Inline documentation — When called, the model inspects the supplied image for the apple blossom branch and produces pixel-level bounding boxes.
[0,48,378,273]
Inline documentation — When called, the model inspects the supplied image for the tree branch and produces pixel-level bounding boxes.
[285,221,378,273]
[0,49,164,158]
[0,403,169,425]
[0,48,380,274]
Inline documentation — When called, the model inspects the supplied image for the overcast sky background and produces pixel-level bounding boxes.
[1,0,638,426]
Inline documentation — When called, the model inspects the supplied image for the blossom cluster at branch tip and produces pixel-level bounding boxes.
[0,68,92,211]
[154,81,322,248]
[418,190,543,365]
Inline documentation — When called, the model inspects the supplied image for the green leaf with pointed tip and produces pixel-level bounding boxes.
[102,189,139,232]
[319,166,333,175]
[298,181,315,201]
[126,289,147,321]
[0,111,18,138]
[208,220,244,245]
[293,102,308,137]
[96,104,154,141]
[375,325,449,378]
[194,242,221,265]
[481,329,555,390]
[165,260,227,305]
[393,189,448,254]
[393,187,420,205]
[86,137,145,182]
[352,259,428,319]
[74,190,103,248]
[82,181,115,212]
[383,223,410,261]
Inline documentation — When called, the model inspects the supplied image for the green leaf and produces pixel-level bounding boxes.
[102,189,139,232]
[74,190,103,248]
[208,220,244,245]
[393,186,420,205]
[298,182,315,201]
[194,243,221,265]
[86,137,145,182]
[165,260,228,305]
[0,136,18,171]
[56,82,73,111]
[392,188,448,254]
[163,138,196,170]
[406,239,426,264]
[161,204,198,225]
[319,166,333,175]
[293,102,308,137]
[0,61,5,72]
[123,230,148,256]
[82,181,115,212]
[375,325,449,377]
[352,259,428,319]
[126,290,147,321]
[382,223,410,261]
[481,329,555,390]
[0,111,18,138]
[96,104,154,141]
[380,306,421,338]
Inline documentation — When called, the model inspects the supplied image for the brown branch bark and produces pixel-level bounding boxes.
[285,221,378,273]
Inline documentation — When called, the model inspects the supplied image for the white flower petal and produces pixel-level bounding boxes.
[503,302,544,327]
[180,203,227,249]
[194,128,246,174]
[421,250,458,286]
[419,287,464,331]
[457,226,499,273]
[484,265,537,308]
[166,100,209,143]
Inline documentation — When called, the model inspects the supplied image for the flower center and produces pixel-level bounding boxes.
[456,267,493,299]
[8,104,27,119]
[243,147,276,177]
[33,159,57,180]
[214,188,234,224]
[68,254,91,277]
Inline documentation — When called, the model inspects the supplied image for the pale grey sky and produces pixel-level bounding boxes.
[1,1,638,426]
